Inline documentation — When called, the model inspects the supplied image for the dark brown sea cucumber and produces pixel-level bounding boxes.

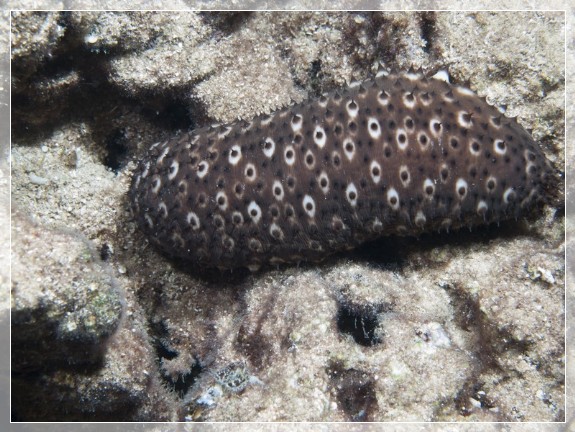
[129,68,555,271]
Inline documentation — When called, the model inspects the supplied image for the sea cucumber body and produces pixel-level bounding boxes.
[130,70,554,270]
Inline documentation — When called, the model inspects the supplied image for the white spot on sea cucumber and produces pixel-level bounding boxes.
[503,187,516,204]
[449,136,460,150]
[396,128,408,150]
[367,117,381,139]
[168,161,179,180]
[415,210,426,227]
[263,138,275,157]
[318,171,330,194]
[144,214,154,228]
[486,176,497,192]
[197,161,209,178]
[291,114,303,132]
[284,145,296,166]
[272,180,284,201]
[458,111,472,128]
[269,204,280,219]
[241,120,254,132]
[244,163,257,181]
[157,146,170,164]
[302,195,316,218]
[233,182,244,198]
[285,204,295,219]
[405,71,422,81]
[469,139,481,156]
[429,119,442,137]
[158,201,168,218]
[396,225,407,234]
[417,132,430,149]
[387,187,400,210]
[187,211,200,230]
[222,235,235,251]
[229,145,242,165]
[304,150,315,169]
[346,99,359,117]
[218,126,232,139]
[333,121,344,136]
[494,139,507,155]
[343,138,356,161]
[439,163,449,182]
[270,223,284,240]
[213,214,225,230]
[370,160,381,184]
[399,165,411,187]
[346,183,358,207]
[456,178,468,199]
[309,240,322,251]
[151,176,162,194]
[248,238,263,252]
[419,92,433,106]
[269,256,286,265]
[404,116,415,131]
[286,176,296,190]
[441,218,452,230]
[524,149,536,162]
[168,183,186,204]
[377,90,389,105]
[189,135,200,146]
[314,125,327,148]
[490,116,503,129]
[216,191,228,211]
[372,217,383,232]
[403,92,416,109]
[248,201,262,224]
[197,193,207,208]
[331,215,345,231]
[477,200,488,215]
[423,178,435,197]
[260,115,273,126]
[231,211,244,226]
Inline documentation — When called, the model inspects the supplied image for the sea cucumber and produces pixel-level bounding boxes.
[129,68,555,271]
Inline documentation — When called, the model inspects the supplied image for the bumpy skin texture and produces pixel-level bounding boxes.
[130,70,555,270]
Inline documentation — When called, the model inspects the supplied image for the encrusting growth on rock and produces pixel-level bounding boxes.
[130,67,556,271]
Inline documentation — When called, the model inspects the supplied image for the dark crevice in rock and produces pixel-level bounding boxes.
[327,360,378,421]
[336,297,391,347]
[150,319,203,399]
[418,11,438,54]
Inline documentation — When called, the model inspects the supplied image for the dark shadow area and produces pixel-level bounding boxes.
[150,320,204,399]
[347,213,556,272]
[11,13,206,167]
[326,360,378,421]
[336,299,391,347]
[200,11,253,36]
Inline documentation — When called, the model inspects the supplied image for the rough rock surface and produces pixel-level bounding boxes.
[9,9,565,423]
[11,212,124,369]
